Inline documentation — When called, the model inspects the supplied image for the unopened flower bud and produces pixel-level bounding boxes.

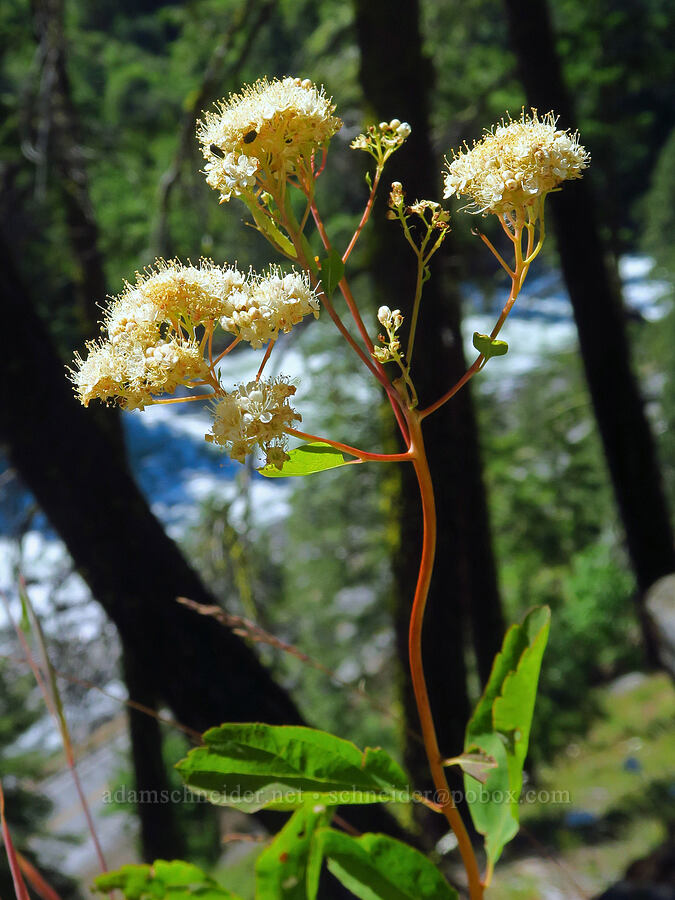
[389,181,404,208]
[378,305,392,326]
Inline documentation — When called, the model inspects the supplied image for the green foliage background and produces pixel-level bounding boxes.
[1,0,673,888]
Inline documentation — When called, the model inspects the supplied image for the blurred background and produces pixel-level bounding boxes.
[0,0,674,897]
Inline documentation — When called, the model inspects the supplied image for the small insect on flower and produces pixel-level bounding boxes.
[197,76,342,201]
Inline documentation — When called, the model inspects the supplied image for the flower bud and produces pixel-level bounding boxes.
[377,305,392,326]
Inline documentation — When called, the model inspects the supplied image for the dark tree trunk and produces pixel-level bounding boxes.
[122,643,188,861]
[502,0,675,664]
[0,240,411,850]
[353,0,504,810]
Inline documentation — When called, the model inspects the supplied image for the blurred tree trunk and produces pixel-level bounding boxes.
[353,0,504,816]
[0,238,412,851]
[28,0,188,857]
[122,643,188,862]
[502,0,675,665]
[30,0,108,342]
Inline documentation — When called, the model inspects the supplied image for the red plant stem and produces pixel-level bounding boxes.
[419,356,483,420]
[0,784,31,900]
[420,220,526,420]
[212,335,242,366]
[342,168,382,262]
[406,410,484,900]
[286,427,412,463]
[309,202,410,441]
[256,339,276,381]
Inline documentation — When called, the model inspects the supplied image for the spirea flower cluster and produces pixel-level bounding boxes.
[221,268,320,349]
[208,378,301,469]
[70,260,316,421]
[443,111,589,215]
[198,76,342,202]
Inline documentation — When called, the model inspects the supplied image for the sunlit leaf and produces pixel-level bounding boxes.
[464,606,550,865]
[255,803,333,899]
[472,332,508,360]
[308,829,458,900]
[176,723,409,813]
[93,860,241,899]
[259,443,352,478]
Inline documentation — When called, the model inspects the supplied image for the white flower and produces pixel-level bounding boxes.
[108,259,245,328]
[219,267,320,348]
[208,377,301,468]
[205,152,258,203]
[443,110,589,215]
[198,76,341,198]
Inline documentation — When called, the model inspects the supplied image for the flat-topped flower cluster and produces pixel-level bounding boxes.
[208,378,301,467]
[70,259,317,466]
[198,76,342,203]
[443,110,589,215]
[71,73,589,472]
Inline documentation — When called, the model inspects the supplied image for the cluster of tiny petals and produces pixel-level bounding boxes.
[127,259,246,325]
[208,377,301,468]
[70,259,247,408]
[219,268,320,349]
[198,76,341,199]
[204,152,258,203]
[443,110,589,214]
[70,336,208,410]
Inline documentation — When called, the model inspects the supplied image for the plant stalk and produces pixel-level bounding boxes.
[406,409,484,900]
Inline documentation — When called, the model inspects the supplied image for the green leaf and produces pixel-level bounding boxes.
[472,332,509,360]
[93,860,241,900]
[176,724,409,813]
[464,606,551,866]
[243,197,297,258]
[318,248,345,297]
[255,803,333,900]
[258,443,352,478]
[309,830,458,900]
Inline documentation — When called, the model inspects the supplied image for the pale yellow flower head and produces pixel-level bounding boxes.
[197,76,342,200]
[117,259,246,328]
[219,267,320,349]
[69,336,209,410]
[443,110,589,215]
[207,377,301,468]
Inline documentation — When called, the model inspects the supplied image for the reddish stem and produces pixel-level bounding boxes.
[256,339,276,381]
[342,168,382,263]
[406,411,484,900]
[287,427,412,463]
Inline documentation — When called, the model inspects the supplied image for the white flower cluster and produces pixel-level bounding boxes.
[70,260,319,412]
[373,305,404,364]
[71,336,208,410]
[443,111,589,215]
[120,259,246,327]
[220,268,320,349]
[208,378,301,468]
[204,152,258,203]
[198,76,342,200]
